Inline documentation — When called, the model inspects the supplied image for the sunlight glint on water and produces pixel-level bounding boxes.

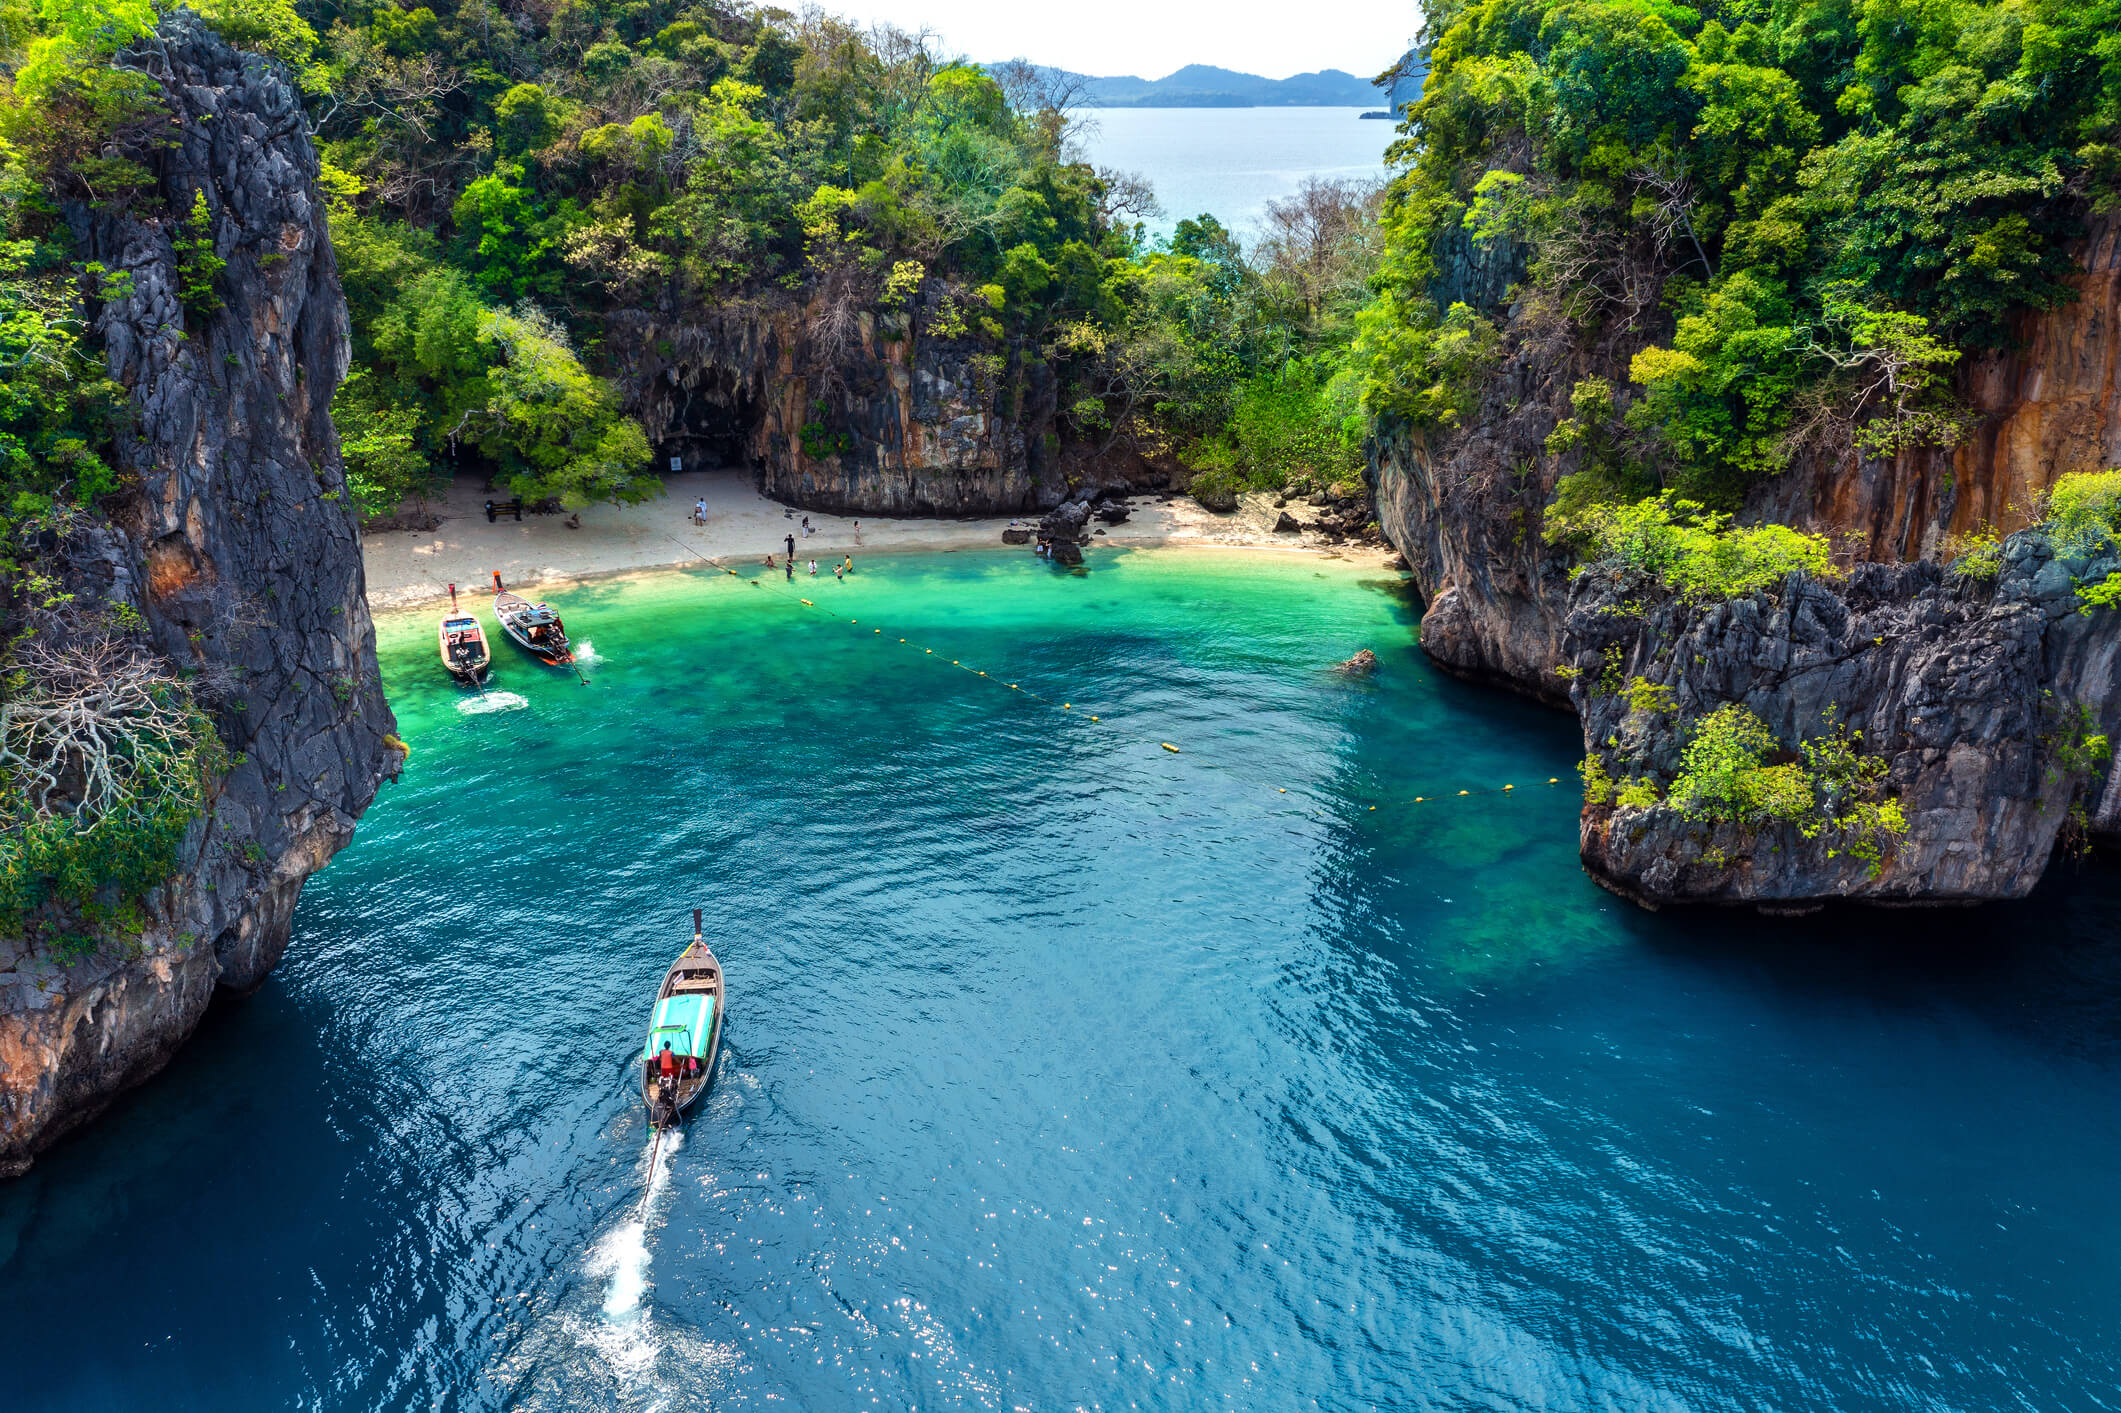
[6,548,2121,1412]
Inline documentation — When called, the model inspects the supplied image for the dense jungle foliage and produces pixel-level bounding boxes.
[0,0,1377,941]
[0,0,1383,547]
[1361,0,2121,517]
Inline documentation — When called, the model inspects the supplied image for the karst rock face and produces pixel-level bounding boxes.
[1562,543,2121,908]
[608,295,1172,517]
[1370,211,2121,908]
[0,14,399,1176]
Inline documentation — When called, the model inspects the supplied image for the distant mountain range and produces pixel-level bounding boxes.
[1000,63,1380,108]
[998,58,1427,111]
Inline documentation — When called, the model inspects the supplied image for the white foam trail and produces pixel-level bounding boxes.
[456,690,530,715]
[573,639,602,664]
[596,1129,682,1321]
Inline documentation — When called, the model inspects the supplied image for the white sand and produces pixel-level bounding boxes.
[361,473,1386,608]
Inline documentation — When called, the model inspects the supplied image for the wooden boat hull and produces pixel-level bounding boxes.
[438,614,492,683]
[643,931,724,1129]
[493,590,574,665]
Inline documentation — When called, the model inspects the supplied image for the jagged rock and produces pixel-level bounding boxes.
[1095,503,1131,525]
[1002,526,1032,545]
[610,305,1172,517]
[1564,536,2121,908]
[1339,649,1379,674]
[1273,511,1302,533]
[1049,540,1084,565]
[1,15,398,1176]
[1039,499,1092,540]
[1371,208,2121,714]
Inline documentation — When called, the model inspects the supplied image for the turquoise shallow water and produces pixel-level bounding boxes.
[7,547,2121,1410]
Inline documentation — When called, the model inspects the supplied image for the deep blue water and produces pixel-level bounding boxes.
[5,548,2121,1411]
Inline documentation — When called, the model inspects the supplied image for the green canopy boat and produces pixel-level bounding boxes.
[643,910,725,1129]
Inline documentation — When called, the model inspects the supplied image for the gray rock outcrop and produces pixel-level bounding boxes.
[611,298,1171,517]
[1561,540,2121,906]
[0,14,399,1175]
[1369,206,2121,906]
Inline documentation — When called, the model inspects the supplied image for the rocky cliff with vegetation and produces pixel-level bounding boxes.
[1360,0,2121,908]
[0,14,398,1174]
[284,1,1386,525]
[607,292,1173,516]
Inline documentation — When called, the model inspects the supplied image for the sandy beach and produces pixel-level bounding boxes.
[360,472,1389,608]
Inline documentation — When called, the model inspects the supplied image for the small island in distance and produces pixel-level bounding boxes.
[992,60,1424,111]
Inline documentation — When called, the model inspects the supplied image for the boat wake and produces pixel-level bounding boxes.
[457,690,530,715]
[490,1123,734,1409]
[573,639,603,665]
[596,1129,682,1321]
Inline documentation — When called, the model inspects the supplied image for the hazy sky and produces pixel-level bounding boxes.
[814,0,1421,82]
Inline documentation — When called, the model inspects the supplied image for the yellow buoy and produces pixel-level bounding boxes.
[1090,716,1099,722]
[1458,789,1470,796]
[1278,788,1287,793]
[1549,777,1560,784]
[1503,784,1514,791]
[1162,742,1180,752]
[1415,796,1425,802]
[800,598,813,606]
[925,649,933,654]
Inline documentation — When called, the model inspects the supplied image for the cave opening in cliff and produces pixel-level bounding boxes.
[662,368,763,475]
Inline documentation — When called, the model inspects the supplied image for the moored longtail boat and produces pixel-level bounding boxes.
[437,583,492,684]
[491,572,574,665]
[643,909,724,1130]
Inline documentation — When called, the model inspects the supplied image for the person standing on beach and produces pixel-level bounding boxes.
[809,558,818,576]
[784,532,794,560]
[694,497,706,524]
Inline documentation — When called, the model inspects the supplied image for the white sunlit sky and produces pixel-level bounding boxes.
[815,0,1421,81]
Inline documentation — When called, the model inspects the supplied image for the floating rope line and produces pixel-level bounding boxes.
[660,533,1571,817]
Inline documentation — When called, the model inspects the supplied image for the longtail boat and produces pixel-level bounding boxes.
[491,574,574,665]
[437,583,491,684]
[643,909,725,1130]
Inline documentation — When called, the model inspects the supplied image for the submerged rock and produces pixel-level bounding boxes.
[1339,649,1379,674]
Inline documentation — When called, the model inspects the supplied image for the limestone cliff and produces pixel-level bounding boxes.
[1376,213,2121,702]
[610,295,1168,517]
[1563,543,2119,908]
[0,15,398,1175]
[1371,210,2121,907]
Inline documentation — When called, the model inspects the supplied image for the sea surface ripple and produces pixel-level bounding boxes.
[5,548,2121,1411]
